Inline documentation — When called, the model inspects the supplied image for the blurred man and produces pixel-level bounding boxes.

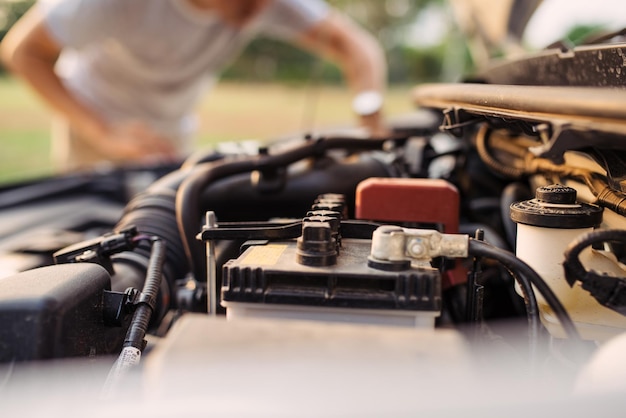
[1,0,387,171]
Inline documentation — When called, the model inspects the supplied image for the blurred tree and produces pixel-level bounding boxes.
[225,0,463,84]
[329,0,439,45]
[0,1,33,42]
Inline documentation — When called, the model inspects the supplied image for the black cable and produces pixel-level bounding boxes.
[563,229,626,315]
[466,230,485,324]
[562,230,623,283]
[123,237,166,351]
[468,239,580,341]
[468,240,539,324]
[102,236,166,399]
[468,239,541,359]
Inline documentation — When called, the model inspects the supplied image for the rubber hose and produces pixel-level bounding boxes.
[114,191,189,300]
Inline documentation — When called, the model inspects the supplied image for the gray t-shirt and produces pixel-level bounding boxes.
[40,0,329,145]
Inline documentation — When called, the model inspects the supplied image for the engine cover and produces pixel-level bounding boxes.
[0,263,122,361]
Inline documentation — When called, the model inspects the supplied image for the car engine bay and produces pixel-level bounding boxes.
[2,38,626,415]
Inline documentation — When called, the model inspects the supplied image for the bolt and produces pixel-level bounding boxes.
[408,238,426,258]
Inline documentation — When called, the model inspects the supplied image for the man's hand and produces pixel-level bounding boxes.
[1,7,179,167]
[97,121,179,165]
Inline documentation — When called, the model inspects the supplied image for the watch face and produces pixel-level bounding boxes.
[353,91,383,116]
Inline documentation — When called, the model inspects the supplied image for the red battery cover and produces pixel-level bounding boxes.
[355,178,466,288]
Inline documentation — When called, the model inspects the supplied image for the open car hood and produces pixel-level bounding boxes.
[449,0,543,66]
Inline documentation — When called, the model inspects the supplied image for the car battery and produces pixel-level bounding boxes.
[220,220,442,328]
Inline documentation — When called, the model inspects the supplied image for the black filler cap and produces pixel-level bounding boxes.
[510,184,603,229]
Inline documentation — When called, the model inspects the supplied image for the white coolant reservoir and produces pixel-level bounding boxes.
[511,184,626,341]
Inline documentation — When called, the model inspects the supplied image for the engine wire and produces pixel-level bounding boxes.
[101,236,166,399]
[563,229,626,315]
[475,123,626,216]
[468,239,580,341]
[475,124,527,178]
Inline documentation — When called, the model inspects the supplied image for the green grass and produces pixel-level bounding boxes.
[0,76,45,108]
[0,76,417,184]
[0,76,53,183]
[0,129,52,183]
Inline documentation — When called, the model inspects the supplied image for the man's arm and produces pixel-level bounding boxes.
[0,6,177,163]
[295,10,389,136]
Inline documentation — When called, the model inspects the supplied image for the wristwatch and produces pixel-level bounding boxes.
[352,90,383,116]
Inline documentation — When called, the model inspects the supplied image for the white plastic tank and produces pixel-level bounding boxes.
[511,184,626,341]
